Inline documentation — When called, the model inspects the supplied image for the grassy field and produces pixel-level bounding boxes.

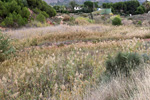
[1,24,150,99]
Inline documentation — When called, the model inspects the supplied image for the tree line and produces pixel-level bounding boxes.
[0,0,56,27]
[102,0,146,15]
[54,0,150,15]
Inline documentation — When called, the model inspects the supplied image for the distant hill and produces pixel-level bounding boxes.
[44,0,146,5]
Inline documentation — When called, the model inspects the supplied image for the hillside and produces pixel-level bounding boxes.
[0,0,56,27]
[44,0,145,5]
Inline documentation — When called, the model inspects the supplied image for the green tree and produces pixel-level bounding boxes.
[41,11,49,18]
[36,13,46,23]
[143,0,150,12]
[3,13,14,27]
[21,7,30,19]
[69,1,77,12]
[16,14,27,26]
[8,0,21,14]
[136,5,145,14]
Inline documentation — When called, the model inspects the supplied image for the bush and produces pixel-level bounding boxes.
[21,7,30,19]
[137,20,142,25]
[136,5,145,14]
[75,17,94,25]
[0,0,56,27]
[112,15,122,26]
[63,15,71,21]
[2,14,14,27]
[105,52,142,76]
[41,11,49,18]
[1,12,27,27]
[0,31,15,62]
[36,13,46,23]
[28,20,49,27]
[32,8,41,14]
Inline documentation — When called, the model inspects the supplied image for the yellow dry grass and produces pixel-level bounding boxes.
[1,24,150,99]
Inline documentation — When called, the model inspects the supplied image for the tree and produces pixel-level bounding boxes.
[0,0,56,27]
[69,1,77,12]
[3,13,14,27]
[124,0,140,14]
[21,7,30,19]
[143,0,150,12]
[102,0,140,15]
[84,1,94,12]
[36,13,46,23]
[136,5,145,14]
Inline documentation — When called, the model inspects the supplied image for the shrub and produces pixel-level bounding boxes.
[2,13,14,27]
[137,20,142,25]
[70,16,75,22]
[112,15,122,26]
[75,17,94,25]
[105,52,142,76]
[32,8,41,14]
[21,7,30,19]
[63,15,71,21]
[36,13,46,23]
[16,15,27,26]
[41,11,49,18]
[28,20,49,27]
[0,0,56,27]
[81,13,88,17]
[136,5,145,14]
[0,31,15,62]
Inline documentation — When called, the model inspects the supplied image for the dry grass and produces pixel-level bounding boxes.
[84,65,150,100]
[5,24,150,50]
[1,24,150,99]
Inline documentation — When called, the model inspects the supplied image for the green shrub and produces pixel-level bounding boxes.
[75,17,94,25]
[0,0,56,27]
[3,14,14,27]
[41,11,49,18]
[36,13,46,23]
[136,5,145,14]
[0,31,15,62]
[137,20,142,25]
[16,14,27,26]
[28,20,49,27]
[105,52,142,76]
[70,16,75,22]
[21,7,30,19]
[112,15,122,26]
[32,8,41,14]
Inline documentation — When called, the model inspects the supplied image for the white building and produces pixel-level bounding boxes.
[74,7,82,11]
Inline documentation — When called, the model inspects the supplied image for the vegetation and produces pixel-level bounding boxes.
[83,1,98,12]
[1,0,150,99]
[36,13,46,23]
[136,5,146,14]
[112,15,122,26]
[69,1,77,12]
[106,52,142,76]
[102,0,142,15]
[0,0,56,27]
[75,17,94,25]
[85,65,150,100]
[143,0,150,12]
[1,24,150,99]
[0,31,14,62]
